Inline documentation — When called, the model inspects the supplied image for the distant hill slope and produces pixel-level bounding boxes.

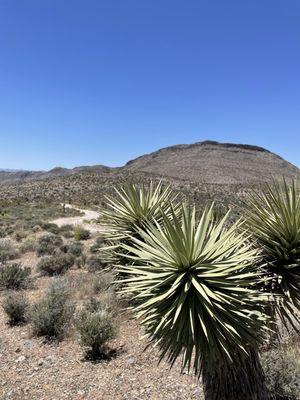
[0,165,112,184]
[0,140,298,185]
[124,141,299,184]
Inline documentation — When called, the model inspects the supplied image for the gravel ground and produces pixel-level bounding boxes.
[0,271,204,400]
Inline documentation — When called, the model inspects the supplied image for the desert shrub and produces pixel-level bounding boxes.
[2,292,29,325]
[87,255,108,272]
[75,298,116,358]
[84,297,104,313]
[14,229,28,242]
[66,242,83,257]
[262,347,300,399]
[0,263,31,290]
[90,236,105,253]
[66,272,94,299]
[40,222,60,235]
[73,226,90,241]
[32,225,42,233]
[99,291,117,315]
[0,238,18,262]
[58,224,74,238]
[19,235,36,253]
[36,233,63,256]
[37,253,74,276]
[76,254,87,269]
[84,291,117,314]
[30,278,74,339]
[93,272,114,294]
[0,227,7,238]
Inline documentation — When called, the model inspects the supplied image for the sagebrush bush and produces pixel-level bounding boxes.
[0,227,7,238]
[14,229,28,242]
[19,235,36,254]
[75,298,116,357]
[76,254,87,269]
[262,347,300,400]
[85,292,117,315]
[93,272,114,294]
[73,226,90,241]
[87,255,108,272]
[90,236,105,253]
[37,253,74,276]
[99,291,117,315]
[30,278,75,339]
[40,222,60,234]
[2,292,28,325]
[0,263,31,290]
[58,224,74,238]
[66,242,83,257]
[36,234,63,256]
[0,238,18,262]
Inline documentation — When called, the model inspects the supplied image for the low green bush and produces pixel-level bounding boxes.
[75,298,116,358]
[19,235,36,253]
[87,255,108,272]
[14,230,28,242]
[0,227,7,238]
[40,222,60,235]
[73,226,90,241]
[30,278,75,339]
[36,234,63,256]
[90,236,105,253]
[262,347,300,400]
[37,253,74,276]
[0,238,18,262]
[58,224,74,238]
[2,292,29,325]
[93,272,114,294]
[76,254,87,269]
[0,263,31,290]
[66,242,83,257]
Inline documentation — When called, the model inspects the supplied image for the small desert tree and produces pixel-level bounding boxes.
[117,203,270,400]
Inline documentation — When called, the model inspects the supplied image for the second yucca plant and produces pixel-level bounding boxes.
[102,181,180,266]
[103,181,180,236]
[245,179,300,329]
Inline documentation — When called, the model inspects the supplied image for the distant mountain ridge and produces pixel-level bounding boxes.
[0,164,112,183]
[0,140,299,185]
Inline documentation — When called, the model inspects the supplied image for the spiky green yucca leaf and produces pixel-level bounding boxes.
[245,179,300,327]
[118,204,268,375]
[103,181,179,237]
[102,182,180,267]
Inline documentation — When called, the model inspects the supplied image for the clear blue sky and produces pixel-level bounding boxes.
[0,0,299,170]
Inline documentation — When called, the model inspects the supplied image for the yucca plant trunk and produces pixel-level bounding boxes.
[202,347,270,400]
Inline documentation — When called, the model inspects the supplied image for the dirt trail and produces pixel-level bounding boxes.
[51,204,104,233]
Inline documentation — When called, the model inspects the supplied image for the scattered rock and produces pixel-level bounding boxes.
[23,340,34,349]
[15,355,26,363]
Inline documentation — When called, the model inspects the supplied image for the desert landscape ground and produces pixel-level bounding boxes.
[0,141,299,400]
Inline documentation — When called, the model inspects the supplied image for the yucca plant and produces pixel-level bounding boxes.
[103,181,180,236]
[118,203,270,400]
[102,181,180,265]
[245,178,300,330]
